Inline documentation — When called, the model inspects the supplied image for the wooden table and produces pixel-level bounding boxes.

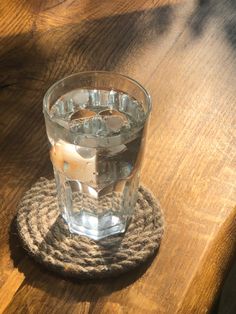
[0,0,235,313]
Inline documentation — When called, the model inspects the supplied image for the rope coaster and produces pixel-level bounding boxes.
[17,178,164,279]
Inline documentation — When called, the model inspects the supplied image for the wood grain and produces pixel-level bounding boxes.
[0,0,236,313]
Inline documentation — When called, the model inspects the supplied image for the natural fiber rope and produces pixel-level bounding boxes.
[17,178,164,278]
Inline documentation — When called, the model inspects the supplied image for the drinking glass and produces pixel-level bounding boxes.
[43,71,151,240]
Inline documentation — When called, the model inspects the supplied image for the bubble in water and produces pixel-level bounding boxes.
[80,103,87,109]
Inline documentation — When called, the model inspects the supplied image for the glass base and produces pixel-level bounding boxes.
[62,210,126,240]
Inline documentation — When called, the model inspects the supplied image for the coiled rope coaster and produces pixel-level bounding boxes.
[17,178,164,279]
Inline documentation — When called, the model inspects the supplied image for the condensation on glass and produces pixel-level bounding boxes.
[43,71,151,240]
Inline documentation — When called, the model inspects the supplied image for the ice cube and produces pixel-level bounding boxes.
[76,146,96,159]
[70,109,96,121]
[50,98,74,119]
[98,109,129,133]
[71,115,108,137]
[105,116,124,132]
[69,109,96,133]
[90,116,107,136]
[98,109,127,121]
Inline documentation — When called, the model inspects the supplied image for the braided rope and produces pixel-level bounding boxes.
[17,178,164,278]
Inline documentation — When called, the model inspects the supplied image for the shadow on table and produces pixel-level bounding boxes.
[9,215,159,301]
[188,0,236,51]
[0,3,174,179]
[217,256,236,314]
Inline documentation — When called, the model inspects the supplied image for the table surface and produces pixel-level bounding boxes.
[0,0,236,313]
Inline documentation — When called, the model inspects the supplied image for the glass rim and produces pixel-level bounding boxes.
[43,71,152,117]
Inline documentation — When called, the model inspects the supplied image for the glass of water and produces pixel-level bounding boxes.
[43,71,151,240]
